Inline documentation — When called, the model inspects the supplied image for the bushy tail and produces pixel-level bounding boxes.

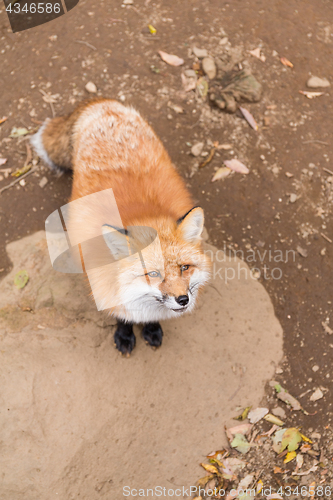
[30,99,97,173]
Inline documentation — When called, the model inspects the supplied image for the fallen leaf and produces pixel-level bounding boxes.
[264,413,284,426]
[231,433,251,454]
[295,453,304,472]
[234,406,252,421]
[284,451,297,463]
[248,407,268,424]
[0,116,8,125]
[199,147,215,168]
[249,48,266,62]
[196,475,215,488]
[207,449,228,459]
[211,167,231,182]
[292,464,318,476]
[14,270,29,289]
[272,428,287,453]
[300,433,312,443]
[309,387,324,402]
[167,102,184,114]
[309,481,316,499]
[299,90,324,99]
[224,159,249,174]
[11,164,32,177]
[275,385,303,411]
[273,466,285,474]
[196,77,209,98]
[239,107,258,131]
[148,24,156,34]
[158,50,184,66]
[257,480,263,494]
[297,245,308,258]
[200,462,219,474]
[0,158,7,166]
[181,72,197,92]
[226,423,252,441]
[280,427,302,453]
[280,57,294,68]
[10,127,29,138]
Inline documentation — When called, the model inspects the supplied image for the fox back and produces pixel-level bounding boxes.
[31,99,210,324]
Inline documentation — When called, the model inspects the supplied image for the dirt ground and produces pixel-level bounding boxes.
[0,0,333,496]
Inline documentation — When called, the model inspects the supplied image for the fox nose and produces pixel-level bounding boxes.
[175,295,189,307]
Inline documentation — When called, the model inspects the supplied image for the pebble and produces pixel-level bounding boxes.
[123,0,133,4]
[307,76,330,88]
[19,179,26,187]
[39,177,48,188]
[312,365,319,372]
[289,193,297,203]
[184,69,197,78]
[85,81,97,93]
[272,406,286,419]
[202,57,216,80]
[191,142,204,157]
[192,47,208,59]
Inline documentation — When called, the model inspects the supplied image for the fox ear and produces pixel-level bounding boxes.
[177,207,204,243]
[102,225,130,260]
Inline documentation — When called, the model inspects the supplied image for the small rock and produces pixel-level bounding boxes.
[122,0,133,4]
[192,47,208,59]
[272,406,286,419]
[191,142,204,157]
[310,431,321,440]
[39,176,48,188]
[312,365,319,372]
[19,179,26,187]
[184,69,197,78]
[289,193,297,203]
[85,81,97,93]
[219,36,228,45]
[307,76,330,88]
[202,57,216,80]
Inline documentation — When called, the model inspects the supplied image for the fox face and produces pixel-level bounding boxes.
[99,207,211,323]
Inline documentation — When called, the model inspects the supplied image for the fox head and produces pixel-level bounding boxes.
[100,207,211,323]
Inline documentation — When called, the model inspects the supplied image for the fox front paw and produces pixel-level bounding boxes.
[114,322,136,357]
[142,322,163,349]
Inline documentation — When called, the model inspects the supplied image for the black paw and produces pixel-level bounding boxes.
[142,322,163,349]
[114,321,136,357]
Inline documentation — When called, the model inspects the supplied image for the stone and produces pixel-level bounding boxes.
[0,231,283,498]
[272,406,286,419]
[39,176,48,188]
[191,142,204,156]
[85,81,97,93]
[192,47,208,59]
[202,57,217,79]
[289,193,297,203]
[307,76,330,88]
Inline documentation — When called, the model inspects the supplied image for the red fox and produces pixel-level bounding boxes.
[31,98,211,355]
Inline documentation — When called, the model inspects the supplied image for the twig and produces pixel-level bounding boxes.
[321,233,332,244]
[303,140,329,145]
[323,168,333,175]
[39,89,56,118]
[75,40,97,51]
[0,167,37,195]
[199,147,216,168]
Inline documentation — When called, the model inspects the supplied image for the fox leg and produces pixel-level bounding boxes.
[142,322,163,349]
[114,320,136,356]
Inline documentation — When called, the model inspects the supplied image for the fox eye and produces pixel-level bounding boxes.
[147,271,160,278]
[180,265,190,272]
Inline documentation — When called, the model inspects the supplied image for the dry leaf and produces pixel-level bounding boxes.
[0,116,8,125]
[249,48,266,62]
[239,107,258,131]
[224,159,249,174]
[234,406,252,421]
[148,24,156,34]
[257,480,263,493]
[181,73,197,92]
[309,387,324,402]
[275,384,303,411]
[284,451,297,463]
[196,475,215,488]
[0,158,7,166]
[273,466,284,474]
[211,167,231,182]
[158,50,184,66]
[280,57,293,68]
[230,433,251,454]
[248,407,268,423]
[299,90,324,99]
[10,127,29,138]
[226,423,252,441]
[200,462,219,474]
[295,453,303,472]
[14,270,29,289]
[264,413,284,426]
[280,427,302,452]
[292,464,318,476]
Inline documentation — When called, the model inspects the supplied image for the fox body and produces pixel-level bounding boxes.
[31,99,210,354]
